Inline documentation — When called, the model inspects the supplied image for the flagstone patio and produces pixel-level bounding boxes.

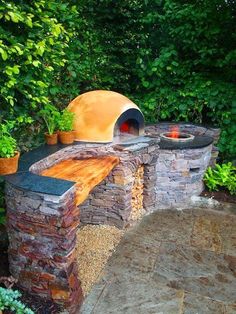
[81,206,236,314]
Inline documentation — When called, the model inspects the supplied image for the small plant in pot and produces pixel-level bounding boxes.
[39,104,60,145]
[58,109,75,144]
[0,123,19,175]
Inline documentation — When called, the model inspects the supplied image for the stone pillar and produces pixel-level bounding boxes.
[155,145,212,209]
[5,182,83,313]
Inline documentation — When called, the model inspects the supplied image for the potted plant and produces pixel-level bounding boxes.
[0,123,20,175]
[58,109,75,144]
[39,104,60,145]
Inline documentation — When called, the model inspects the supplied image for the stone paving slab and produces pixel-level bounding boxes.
[183,292,226,314]
[130,209,195,246]
[153,242,236,304]
[80,207,236,314]
[82,275,185,314]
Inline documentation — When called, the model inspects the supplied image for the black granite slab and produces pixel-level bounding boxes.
[159,135,213,150]
[19,142,82,171]
[4,142,81,196]
[6,172,75,196]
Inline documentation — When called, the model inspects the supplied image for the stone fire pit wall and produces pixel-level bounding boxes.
[145,122,220,166]
[155,145,212,209]
[5,137,159,313]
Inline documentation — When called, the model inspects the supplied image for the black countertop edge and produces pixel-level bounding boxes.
[5,172,75,196]
[159,135,214,150]
[4,138,130,196]
[18,142,83,170]
[4,142,81,196]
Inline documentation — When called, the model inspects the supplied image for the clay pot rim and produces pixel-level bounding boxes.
[0,151,20,160]
[44,132,58,136]
[58,130,74,134]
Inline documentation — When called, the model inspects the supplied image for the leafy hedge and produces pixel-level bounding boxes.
[0,0,235,159]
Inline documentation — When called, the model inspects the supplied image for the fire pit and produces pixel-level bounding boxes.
[146,122,219,209]
[160,126,195,142]
[4,91,219,313]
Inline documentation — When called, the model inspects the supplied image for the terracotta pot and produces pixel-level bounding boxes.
[58,131,74,144]
[0,151,20,175]
[72,130,77,140]
[45,132,58,145]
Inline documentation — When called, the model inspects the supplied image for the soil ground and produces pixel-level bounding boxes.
[201,189,236,204]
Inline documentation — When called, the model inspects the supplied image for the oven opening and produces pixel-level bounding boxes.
[120,119,139,136]
[113,108,144,143]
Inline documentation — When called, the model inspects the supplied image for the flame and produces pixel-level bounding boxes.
[170,126,180,138]
[120,122,129,133]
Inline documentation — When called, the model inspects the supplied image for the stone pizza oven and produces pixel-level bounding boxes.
[67,90,144,143]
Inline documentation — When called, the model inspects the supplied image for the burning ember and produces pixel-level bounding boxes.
[160,126,194,142]
[169,126,180,139]
[120,122,130,133]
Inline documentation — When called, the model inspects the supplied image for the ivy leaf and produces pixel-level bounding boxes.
[8,11,19,23]
[0,48,8,61]
[32,60,41,67]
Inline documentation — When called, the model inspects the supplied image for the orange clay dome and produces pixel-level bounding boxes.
[67,90,144,143]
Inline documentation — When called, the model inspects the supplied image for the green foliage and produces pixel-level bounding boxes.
[134,0,236,159]
[0,0,79,136]
[0,287,34,314]
[0,0,73,115]
[0,123,17,158]
[39,104,60,135]
[0,0,235,160]
[58,109,75,132]
[204,163,236,195]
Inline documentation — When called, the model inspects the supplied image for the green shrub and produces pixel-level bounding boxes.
[0,287,34,314]
[204,163,236,195]
[134,0,236,159]
[0,1,65,117]
[0,0,235,160]
[58,109,75,132]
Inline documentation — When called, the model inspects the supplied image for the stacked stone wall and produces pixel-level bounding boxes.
[155,145,212,208]
[6,138,160,312]
[5,183,83,313]
[79,140,159,228]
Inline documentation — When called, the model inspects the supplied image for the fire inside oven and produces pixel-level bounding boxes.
[120,120,138,134]
[114,109,144,138]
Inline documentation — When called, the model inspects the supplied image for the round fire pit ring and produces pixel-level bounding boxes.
[160,132,195,142]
